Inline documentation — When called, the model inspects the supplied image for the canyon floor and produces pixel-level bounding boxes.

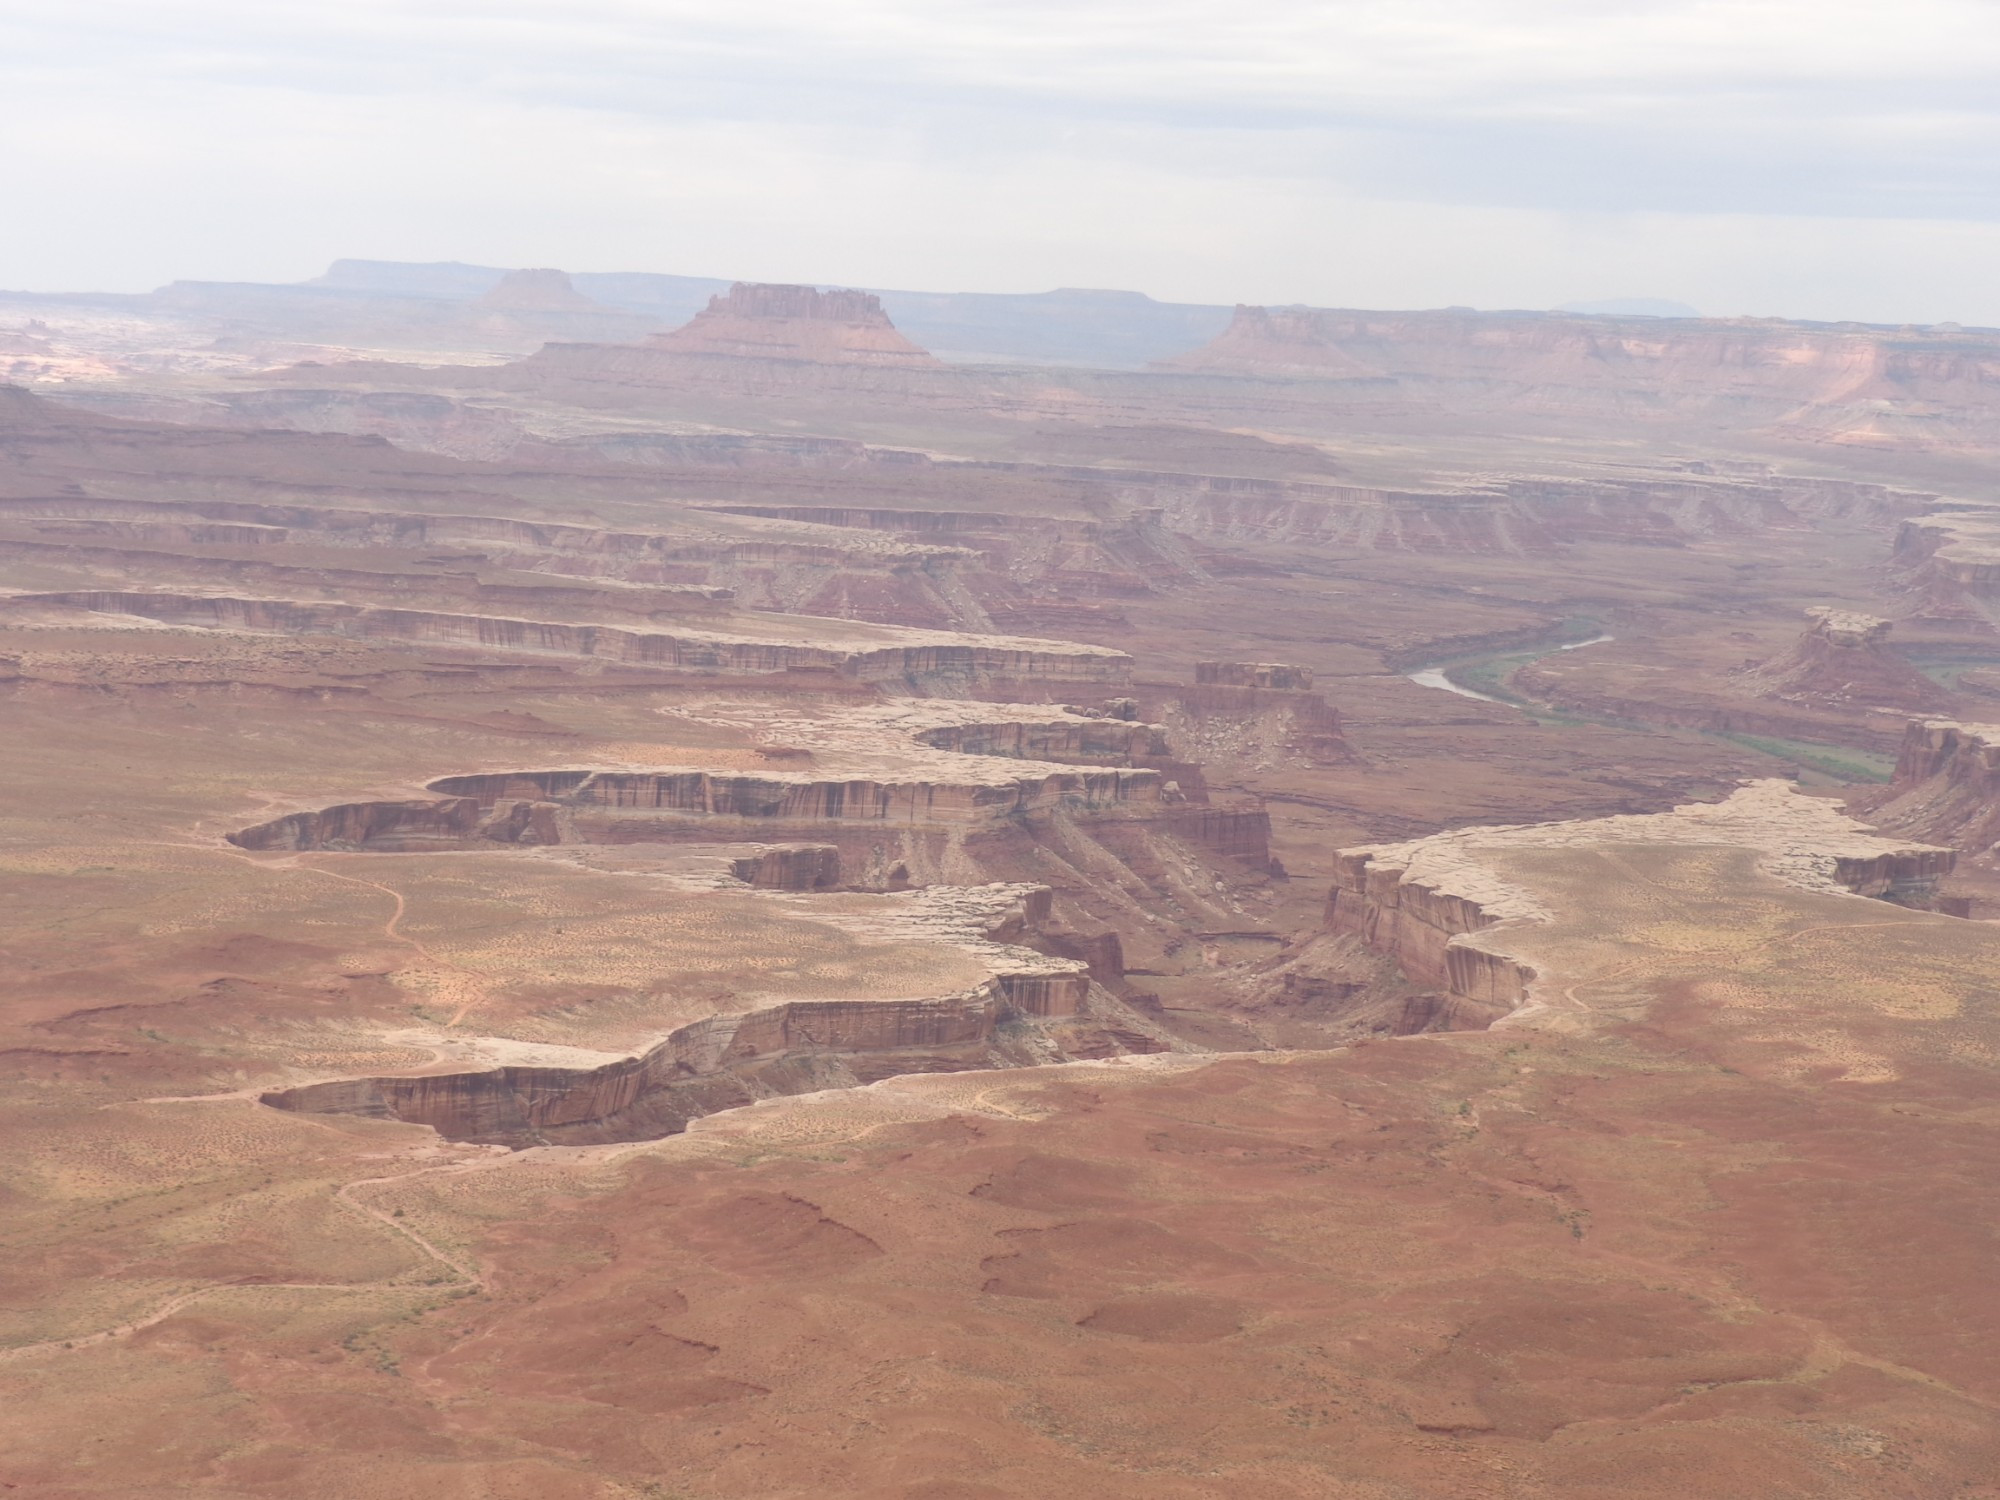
[5,278,2000,1497]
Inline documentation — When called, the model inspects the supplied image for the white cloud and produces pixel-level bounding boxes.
[3,0,1999,320]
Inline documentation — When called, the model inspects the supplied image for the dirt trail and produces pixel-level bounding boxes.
[0,1155,495,1365]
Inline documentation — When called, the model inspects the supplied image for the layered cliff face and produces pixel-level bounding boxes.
[1733,608,1948,714]
[1894,505,2000,623]
[5,590,1131,690]
[215,696,1274,987]
[1327,782,1954,1022]
[646,283,942,368]
[229,761,1165,853]
[1853,719,2000,852]
[1159,304,2000,444]
[1154,467,1923,555]
[261,979,1123,1149]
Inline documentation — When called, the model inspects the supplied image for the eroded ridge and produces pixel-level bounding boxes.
[229,699,1258,1146]
[224,699,1269,877]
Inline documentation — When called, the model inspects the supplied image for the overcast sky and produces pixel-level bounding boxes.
[5,0,2000,321]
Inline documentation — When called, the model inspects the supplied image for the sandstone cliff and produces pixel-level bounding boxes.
[227,761,1165,852]
[1893,505,2000,623]
[1853,719,2000,852]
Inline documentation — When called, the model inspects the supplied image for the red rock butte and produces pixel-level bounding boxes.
[647,281,943,366]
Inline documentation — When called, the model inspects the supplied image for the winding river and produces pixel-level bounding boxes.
[1405,633,1614,704]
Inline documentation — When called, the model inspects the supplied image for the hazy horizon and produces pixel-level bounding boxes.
[7,1,2000,324]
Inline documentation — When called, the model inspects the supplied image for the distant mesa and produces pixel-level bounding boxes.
[648,282,942,367]
[476,267,608,313]
[1557,297,1701,318]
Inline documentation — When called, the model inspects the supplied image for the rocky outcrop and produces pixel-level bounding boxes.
[1326,849,1536,1011]
[226,796,557,853]
[1853,719,2000,852]
[912,718,1171,766]
[1734,608,1948,714]
[1147,665,1349,767]
[730,845,841,890]
[646,284,942,368]
[253,869,1172,1147]
[1165,805,1273,865]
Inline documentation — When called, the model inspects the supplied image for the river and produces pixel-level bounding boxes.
[1405,633,1613,703]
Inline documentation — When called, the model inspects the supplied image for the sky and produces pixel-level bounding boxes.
[5,0,2000,322]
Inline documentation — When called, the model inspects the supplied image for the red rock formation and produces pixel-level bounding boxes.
[1734,609,1948,714]
[647,283,942,368]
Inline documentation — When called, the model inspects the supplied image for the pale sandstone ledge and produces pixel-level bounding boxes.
[1328,780,1954,1017]
[0,589,1130,684]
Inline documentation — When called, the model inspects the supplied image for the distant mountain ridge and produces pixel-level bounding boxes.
[309,259,1235,368]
